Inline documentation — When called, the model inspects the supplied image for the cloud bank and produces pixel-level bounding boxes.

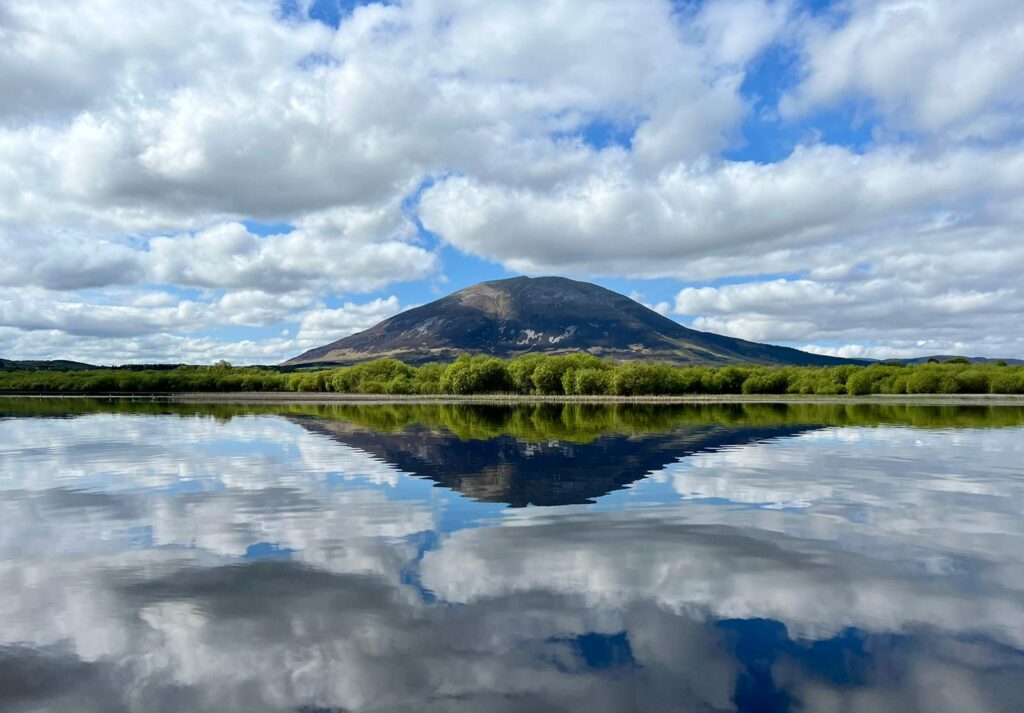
[1,0,1022,361]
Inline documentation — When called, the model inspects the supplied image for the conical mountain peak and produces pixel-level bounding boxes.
[286,276,852,367]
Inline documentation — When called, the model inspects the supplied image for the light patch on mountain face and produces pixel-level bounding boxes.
[410,316,442,336]
[548,326,578,344]
[517,329,543,345]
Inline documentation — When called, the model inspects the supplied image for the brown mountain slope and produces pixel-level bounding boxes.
[286,276,857,366]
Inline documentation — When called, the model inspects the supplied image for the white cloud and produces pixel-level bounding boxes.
[0,0,746,235]
[0,291,404,364]
[296,296,403,345]
[146,206,436,294]
[670,213,1024,358]
[0,0,1022,360]
[781,0,1024,140]
[695,0,793,67]
[419,143,1024,277]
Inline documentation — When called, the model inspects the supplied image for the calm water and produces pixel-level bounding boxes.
[2,399,1024,713]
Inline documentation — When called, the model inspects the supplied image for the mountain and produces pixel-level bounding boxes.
[891,355,1024,366]
[0,358,97,371]
[287,276,857,367]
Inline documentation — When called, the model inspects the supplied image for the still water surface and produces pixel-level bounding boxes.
[1,399,1024,712]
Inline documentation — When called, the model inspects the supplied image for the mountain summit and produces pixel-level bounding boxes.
[286,276,854,367]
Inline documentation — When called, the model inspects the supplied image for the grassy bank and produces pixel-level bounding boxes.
[2,354,1023,396]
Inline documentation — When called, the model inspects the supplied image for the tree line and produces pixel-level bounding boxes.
[1,354,1022,395]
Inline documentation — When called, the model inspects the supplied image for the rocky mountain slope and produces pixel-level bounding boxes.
[286,276,857,367]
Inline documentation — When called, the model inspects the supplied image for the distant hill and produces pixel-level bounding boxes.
[0,358,97,371]
[286,276,860,367]
[888,355,1024,366]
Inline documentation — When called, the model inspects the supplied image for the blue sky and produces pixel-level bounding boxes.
[1,0,1022,363]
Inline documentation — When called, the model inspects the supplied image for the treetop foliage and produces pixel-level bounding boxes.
[0,355,1022,396]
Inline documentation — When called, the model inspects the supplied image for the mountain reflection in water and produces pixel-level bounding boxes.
[0,399,1023,713]
[292,414,816,506]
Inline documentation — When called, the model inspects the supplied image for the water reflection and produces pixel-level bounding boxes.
[294,413,816,506]
[1,399,1023,712]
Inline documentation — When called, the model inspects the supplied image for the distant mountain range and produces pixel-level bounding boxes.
[0,358,97,371]
[890,355,1023,366]
[287,276,860,367]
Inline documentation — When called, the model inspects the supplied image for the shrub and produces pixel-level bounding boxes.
[990,369,1024,394]
[906,369,943,394]
[532,360,569,395]
[701,366,748,394]
[611,363,680,396]
[571,368,612,395]
[440,355,511,394]
[411,363,446,394]
[743,370,791,394]
[954,369,989,394]
[506,355,546,394]
[677,368,710,393]
[846,367,887,396]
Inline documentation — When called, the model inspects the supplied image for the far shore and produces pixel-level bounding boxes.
[4,392,1024,406]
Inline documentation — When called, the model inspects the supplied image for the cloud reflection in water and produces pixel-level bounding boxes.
[0,402,1022,712]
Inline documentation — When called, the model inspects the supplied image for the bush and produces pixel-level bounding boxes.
[532,361,568,395]
[612,363,680,396]
[701,366,748,394]
[845,367,887,396]
[743,370,791,394]
[506,355,546,394]
[570,368,612,395]
[411,363,446,394]
[440,355,511,394]
[990,369,1024,394]
[527,354,608,395]
[906,369,943,394]
[954,369,989,394]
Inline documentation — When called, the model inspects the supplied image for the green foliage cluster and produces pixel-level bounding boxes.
[0,356,1022,395]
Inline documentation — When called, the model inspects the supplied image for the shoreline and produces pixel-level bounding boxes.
[3,392,1024,406]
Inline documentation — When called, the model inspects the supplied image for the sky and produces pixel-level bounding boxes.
[1,0,1022,365]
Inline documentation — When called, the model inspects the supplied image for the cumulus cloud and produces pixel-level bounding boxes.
[781,0,1024,140]
[420,143,1024,277]
[0,0,1022,359]
[0,291,403,364]
[296,296,403,345]
[146,206,435,294]
[671,214,1024,357]
[1,0,760,360]
[0,0,748,233]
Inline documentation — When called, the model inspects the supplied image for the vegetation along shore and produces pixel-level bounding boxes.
[2,354,1023,396]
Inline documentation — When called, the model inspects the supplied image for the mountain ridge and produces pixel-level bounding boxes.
[286,276,860,367]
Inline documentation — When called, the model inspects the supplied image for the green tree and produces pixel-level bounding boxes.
[571,368,612,395]
[440,355,511,394]
[612,363,680,396]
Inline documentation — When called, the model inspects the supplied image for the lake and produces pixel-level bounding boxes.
[1,398,1023,712]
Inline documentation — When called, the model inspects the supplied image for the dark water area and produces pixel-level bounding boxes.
[1,398,1023,712]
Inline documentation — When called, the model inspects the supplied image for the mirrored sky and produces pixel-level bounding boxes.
[1,402,1023,712]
